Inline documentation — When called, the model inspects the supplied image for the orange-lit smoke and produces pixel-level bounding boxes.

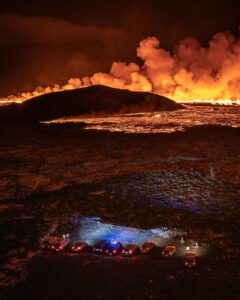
[1,31,240,105]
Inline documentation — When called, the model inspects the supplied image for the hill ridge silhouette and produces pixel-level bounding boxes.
[0,85,183,123]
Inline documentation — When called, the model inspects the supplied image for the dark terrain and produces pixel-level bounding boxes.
[0,124,240,299]
[0,85,182,123]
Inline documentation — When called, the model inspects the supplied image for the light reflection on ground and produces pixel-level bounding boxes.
[70,217,208,257]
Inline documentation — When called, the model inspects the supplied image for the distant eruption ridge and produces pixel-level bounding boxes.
[1,31,240,105]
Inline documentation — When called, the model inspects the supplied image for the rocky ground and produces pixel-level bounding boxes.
[0,124,240,299]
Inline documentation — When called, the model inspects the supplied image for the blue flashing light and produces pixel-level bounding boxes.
[72,216,184,247]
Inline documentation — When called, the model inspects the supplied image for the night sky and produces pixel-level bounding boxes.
[0,0,239,96]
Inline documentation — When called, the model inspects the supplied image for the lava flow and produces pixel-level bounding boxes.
[1,31,240,105]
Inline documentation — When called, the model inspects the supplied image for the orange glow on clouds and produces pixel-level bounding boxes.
[1,32,240,105]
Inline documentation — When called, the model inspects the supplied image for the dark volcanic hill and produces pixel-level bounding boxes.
[0,85,183,123]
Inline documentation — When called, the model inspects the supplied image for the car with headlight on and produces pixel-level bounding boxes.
[52,218,81,239]
[104,241,123,256]
[47,237,70,252]
[122,243,139,257]
[53,226,71,239]
[184,251,196,268]
[39,239,51,250]
[140,242,155,254]
[70,241,87,253]
[161,245,176,257]
[92,240,109,254]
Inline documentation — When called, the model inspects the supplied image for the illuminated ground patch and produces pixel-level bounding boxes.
[69,217,207,257]
[71,217,180,245]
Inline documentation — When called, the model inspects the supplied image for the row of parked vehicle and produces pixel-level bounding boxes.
[39,238,196,267]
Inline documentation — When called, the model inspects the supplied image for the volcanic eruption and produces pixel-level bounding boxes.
[0,31,240,105]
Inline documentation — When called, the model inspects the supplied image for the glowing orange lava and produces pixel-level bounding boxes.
[1,32,240,106]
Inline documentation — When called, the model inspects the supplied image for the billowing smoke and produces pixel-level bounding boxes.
[91,32,240,102]
[1,31,240,104]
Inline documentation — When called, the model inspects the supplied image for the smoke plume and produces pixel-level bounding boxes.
[91,32,240,102]
[1,30,240,104]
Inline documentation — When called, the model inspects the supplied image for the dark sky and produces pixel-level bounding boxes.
[0,0,239,96]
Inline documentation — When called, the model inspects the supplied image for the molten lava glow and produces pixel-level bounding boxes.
[43,106,240,134]
[1,32,240,105]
